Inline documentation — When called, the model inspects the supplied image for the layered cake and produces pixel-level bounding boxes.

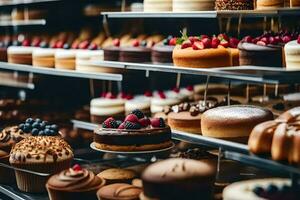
[215,0,254,10]
[125,94,151,116]
[151,36,176,63]
[94,110,172,151]
[90,93,125,123]
[151,90,182,114]
[284,38,300,70]
[141,158,216,200]
[223,178,295,200]
[7,46,36,65]
[55,49,77,70]
[201,105,273,142]
[119,40,152,63]
[173,0,215,11]
[173,34,239,68]
[144,0,173,11]
[32,48,56,68]
[103,39,121,61]
[257,0,284,9]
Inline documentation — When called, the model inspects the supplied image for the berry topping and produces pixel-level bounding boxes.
[268,36,278,45]
[55,41,64,49]
[229,37,240,48]
[131,109,145,119]
[78,41,89,49]
[119,92,127,99]
[31,38,41,47]
[118,122,126,129]
[71,42,79,49]
[105,92,116,99]
[126,94,134,100]
[115,120,123,127]
[169,37,177,46]
[192,41,204,50]
[266,184,278,194]
[172,87,180,93]
[139,117,151,127]
[132,39,139,47]
[211,37,220,48]
[102,117,117,128]
[101,92,107,97]
[219,40,229,48]
[260,37,269,44]
[298,35,300,44]
[282,35,291,43]
[256,41,267,46]
[186,85,193,91]
[243,36,253,43]
[201,38,212,48]
[88,43,98,50]
[253,186,264,196]
[144,90,152,97]
[113,38,120,47]
[163,39,169,45]
[181,40,192,49]
[124,114,139,123]
[124,121,141,129]
[200,35,209,40]
[189,36,200,44]
[218,33,229,42]
[158,91,166,99]
[19,118,59,136]
[151,118,165,128]
[72,164,82,171]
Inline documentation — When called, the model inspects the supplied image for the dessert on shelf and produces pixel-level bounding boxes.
[144,0,173,11]
[215,0,254,10]
[46,164,105,200]
[151,35,176,64]
[97,183,142,200]
[55,49,77,70]
[201,105,273,142]
[141,158,216,200]
[125,92,152,116]
[284,36,300,70]
[150,90,182,114]
[173,0,215,11]
[90,92,126,123]
[32,48,56,68]
[173,33,239,68]
[103,38,122,61]
[97,168,137,184]
[7,46,36,65]
[93,110,172,151]
[256,0,284,9]
[9,136,73,193]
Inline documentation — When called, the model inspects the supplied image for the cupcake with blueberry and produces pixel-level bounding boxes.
[93,109,172,152]
[17,118,60,137]
[151,35,177,64]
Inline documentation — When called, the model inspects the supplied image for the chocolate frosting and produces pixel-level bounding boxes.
[238,42,282,51]
[94,127,171,146]
[47,168,104,192]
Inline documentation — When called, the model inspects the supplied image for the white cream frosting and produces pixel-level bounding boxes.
[90,106,125,116]
[91,98,125,107]
[7,46,37,54]
[151,91,181,113]
[76,50,103,60]
[285,40,300,70]
[55,49,77,59]
[125,95,151,112]
[32,48,56,57]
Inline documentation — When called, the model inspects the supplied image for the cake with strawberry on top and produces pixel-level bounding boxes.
[151,36,177,64]
[94,109,172,152]
[119,39,153,63]
[172,33,239,68]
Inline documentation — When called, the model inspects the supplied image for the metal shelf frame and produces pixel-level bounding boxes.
[0,62,123,81]
[0,0,61,7]
[0,19,46,26]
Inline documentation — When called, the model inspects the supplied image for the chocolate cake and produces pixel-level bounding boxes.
[119,46,151,63]
[151,44,174,64]
[103,46,120,61]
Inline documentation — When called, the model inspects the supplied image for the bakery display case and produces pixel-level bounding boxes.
[1,0,300,199]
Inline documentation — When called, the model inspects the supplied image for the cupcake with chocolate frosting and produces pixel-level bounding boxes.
[9,136,73,193]
[47,164,105,200]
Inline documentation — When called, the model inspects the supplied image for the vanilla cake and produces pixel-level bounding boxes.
[173,0,215,11]
[144,0,172,12]
[285,40,300,70]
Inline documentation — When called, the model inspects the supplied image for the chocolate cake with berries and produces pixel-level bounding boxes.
[151,36,176,64]
[94,109,172,152]
[103,38,121,61]
[119,39,152,63]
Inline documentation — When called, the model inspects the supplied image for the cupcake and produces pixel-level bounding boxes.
[97,183,142,200]
[97,168,137,185]
[46,164,105,200]
[9,136,73,193]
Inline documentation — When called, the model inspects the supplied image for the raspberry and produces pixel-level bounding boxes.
[151,118,165,128]
[102,117,115,128]
[72,164,82,171]
[131,109,145,119]
[118,122,126,129]
[139,118,151,127]
[124,121,141,130]
[124,114,139,123]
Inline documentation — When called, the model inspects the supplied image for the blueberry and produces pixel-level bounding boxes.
[63,43,70,49]
[38,131,45,136]
[280,185,290,193]
[140,40,147,47]
[162,39,168,45]
[266,184,278,194]
[40,122,46,129]
[23,124,31,133]
[25,118,34,124]
[32,122,40,129]
[18,123,25,130]
[45,125,51,129]
[39,41,48,48]
[42,121,48,125]
[50,124,58,131]
[31,128,39,136]
[35,118,42,123]
[49,130,56,136]
[44,129,51,135]
[253,186,264,196]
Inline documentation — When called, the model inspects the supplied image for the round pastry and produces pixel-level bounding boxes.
[173,45,231,68]
[94,111,172,152]
[9,136,73,193]
[256,0,284,9]
[55,49,77,70]
[46,165,105,200]
[144,0,172,11]
[141,158,215,200]
[90,94,125,123]
[7,46,36,65]
[173,0,215,11]
[215,0,254,10]
[32,48,56,68]
[201,105,273,142]
[284,40,300,70]
[97,168,137,184]
[97,183,142,200]
[223,178,293,200]
[125,95,151,116]
[238,42,283,67]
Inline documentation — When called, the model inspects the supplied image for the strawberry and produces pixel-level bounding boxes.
[79,41,89,49]
[181,40,192,49]
[200,35,209,40]
[282,35,291,43]
[275,36,283,43]
[55,40,64,48]
[88,43,98,50]
[219,40,229,48]
[229,37,240,48]
[252,37,260,44]
[211,37,220,48]
[139,117,151,127]
[297,35,300,44]
[105,92,116,99]
[169,37,177,46]
[256,41,267,46]
[132,39,139,47]
[102,117,115,128]
[113,38,120,47]
[201,38,212,48]
[144,90,152,97]
[126,94,133,100]
[243,36,253,43]
[158,91,166,99]
[189,36,200,44]
[124,114,139,123]
[218,33,229,42]
[269,36,278,45]
[22,39,30,47]
[186,85,193,91]
[151,118,165,128]
[173,87,180,93]
[71,42,79,49]
[118,122,126,129]
[192,41,204,50]
[260,37,269,44]
[72,164,82,171]
[31,38,41,47]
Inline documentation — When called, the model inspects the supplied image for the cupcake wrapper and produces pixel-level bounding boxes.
[47,187,100,200]
[0,156,15,184]
[11,158,72,193]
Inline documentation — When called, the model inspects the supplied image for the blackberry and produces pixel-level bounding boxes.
[109,120,119,128]
[115,120,123,127]
[131,109,144,119]
[159,118,165,127]
[253,186,264,196]
[124,121,141,130]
